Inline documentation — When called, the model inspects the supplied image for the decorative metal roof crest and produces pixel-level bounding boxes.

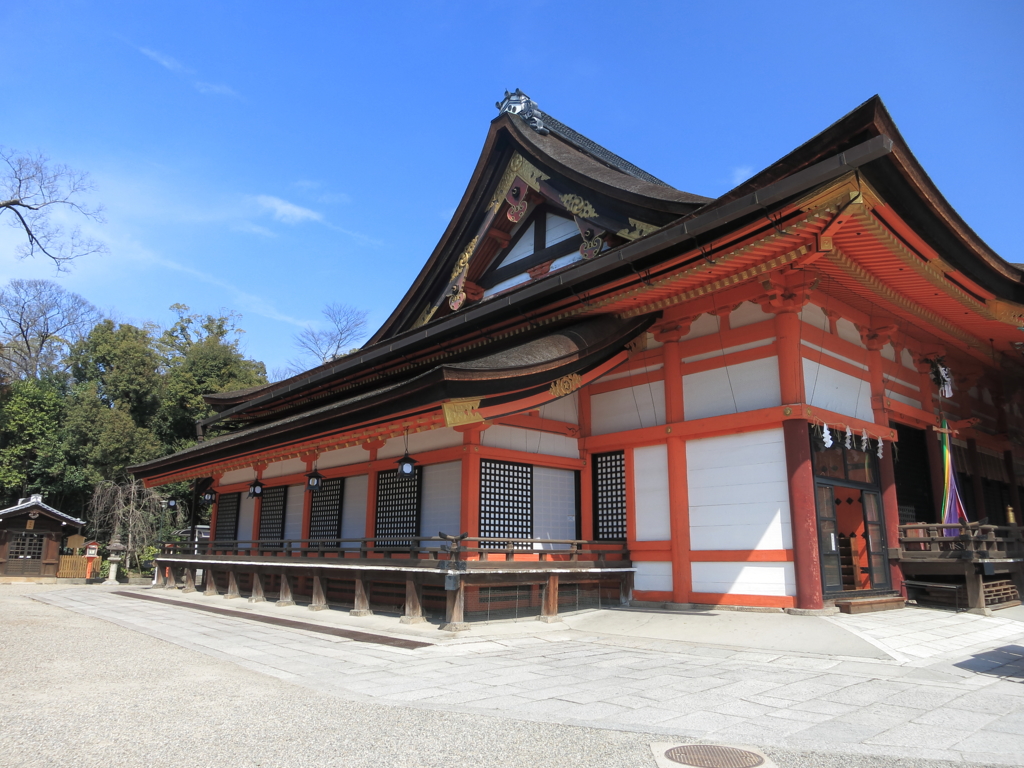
[496,89,549,135]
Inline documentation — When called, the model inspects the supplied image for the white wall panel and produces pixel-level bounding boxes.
[420,462,461,540]
[634,561,673,592]
[799,304,829,333]
[318,445,366,469]
[682,313,720,340]
[283,484,304,544]
[481,425,579,458]
[533,466,577,547]
[887,392,923,410]
[340,474,368,540]
[686,429,791,550]
[378,428,463,459]
[539,392,578,424]
[836,318,865,348]
[264,458,305,479]
[729,301,773,329]
[803,359,873,421]
[484,272,530,297]
[220,467,255,486]
[498,223,535,267]
[691,562,796,596]
[546,213,578,246]
[237,494,256,542]
[633,444,671,541]
[683,356,781,421]
[590,380,666,435]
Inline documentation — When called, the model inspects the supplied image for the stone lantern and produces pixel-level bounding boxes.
[104,535,126,585]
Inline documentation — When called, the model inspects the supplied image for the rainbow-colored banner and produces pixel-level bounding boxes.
[940,418,969,535]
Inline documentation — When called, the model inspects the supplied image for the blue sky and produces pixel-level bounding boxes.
[2,1,1021,377]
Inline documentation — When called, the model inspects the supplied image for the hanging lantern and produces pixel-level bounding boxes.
[396,454,418,477]
[166,499,178,510]
[248,478,264,498]
[201,489,217,505]
[305,469,325,493]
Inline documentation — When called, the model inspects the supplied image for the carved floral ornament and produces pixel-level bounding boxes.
[449,236,479,280]
[549,373,582,397]
[488,153,549,214]
[559,193,597,219]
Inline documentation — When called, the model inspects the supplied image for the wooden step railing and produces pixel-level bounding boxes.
[897,523,1024,560]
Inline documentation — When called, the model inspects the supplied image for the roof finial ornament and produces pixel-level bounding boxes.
[496,88,549,135]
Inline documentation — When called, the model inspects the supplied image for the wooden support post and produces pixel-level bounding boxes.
[351,576,373,616]
[204,569,219,596]
[276,573,295,607]
[965,566,990,615]
[164,566,179,589]
[539,574,560,622]
[441,578,467,631]
[249,572,266,603]
[309,574,328,611]
[878,447,905,595]
[400,578,426,624]
[225,570,241,599]
[783,419,824,610]
[620,571,634,606]
[182,567,196,594]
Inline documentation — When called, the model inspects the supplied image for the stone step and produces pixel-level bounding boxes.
[833,595,906,614]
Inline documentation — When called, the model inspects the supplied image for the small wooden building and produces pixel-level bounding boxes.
[0,495,85,579]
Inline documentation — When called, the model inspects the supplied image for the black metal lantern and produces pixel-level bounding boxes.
[166,499,178,510]
[201,489,217,505]
[396,454,418,477]
[305,468,325,492]
[248,478,264,498]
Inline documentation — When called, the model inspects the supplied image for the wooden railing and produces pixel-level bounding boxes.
[157,536,630,566]
[898,523,1024,561]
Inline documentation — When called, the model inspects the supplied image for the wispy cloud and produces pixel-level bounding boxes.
[730,165,754,186]
[255,195,323,224]
[136,46,239,98]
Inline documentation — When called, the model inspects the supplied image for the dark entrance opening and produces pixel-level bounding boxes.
[6,531,45,576]
[810,427,891,593]
[892,422,937,524]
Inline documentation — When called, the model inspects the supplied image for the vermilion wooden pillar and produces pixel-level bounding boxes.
[458,427,483,539]
[578,387,594,542]
[657,333,691,605]
[250,467,265,552]
[878,448,904,594]
[300,456,315,547]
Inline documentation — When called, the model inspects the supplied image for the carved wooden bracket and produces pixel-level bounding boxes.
[361,439,386,451]
[757,271,820,314]
[856,324,898,352]
[652,318,694,343]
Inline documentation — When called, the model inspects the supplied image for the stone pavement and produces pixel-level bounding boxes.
[27,585,1024,766]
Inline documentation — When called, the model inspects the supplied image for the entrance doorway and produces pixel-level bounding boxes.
[6,531,45,576]
[811,432,891,593]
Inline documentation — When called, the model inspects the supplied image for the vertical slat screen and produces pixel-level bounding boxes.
[593,451,627,540]
[309,477,344,544]
[479,459,533,545]
[258,486,287,541]
[215,492,241,541]
[375,468,421,544]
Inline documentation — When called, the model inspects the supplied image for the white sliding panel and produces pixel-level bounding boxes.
[340,474,368,540]
[533,466,577,548]
[282,484,305,546]
[420,461,462,540]
[633,444,671,541]
[237,494,256,543]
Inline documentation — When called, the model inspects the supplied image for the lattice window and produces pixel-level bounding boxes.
[258,485,287,541]
[309,477,344,544]
[8,532,44,559]
[215,492,241,541]
[593,451,627,540]
[375,468,421,544]
[479,459,533,545]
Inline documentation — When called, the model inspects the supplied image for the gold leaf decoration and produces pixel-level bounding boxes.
[450,236,479,279]
[548,373,582,398]
[616,218,661,241]
[488,153,549,213]
[442,399,483,426]
[412,302,437,329]
[559,194,597,219]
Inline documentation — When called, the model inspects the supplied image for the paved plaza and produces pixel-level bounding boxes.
[4,584,1024,767]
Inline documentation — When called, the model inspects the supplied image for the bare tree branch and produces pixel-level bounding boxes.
[0,278,100,380]
[89,478,168,572]
[288,302,368,372]
[1,146,107,271]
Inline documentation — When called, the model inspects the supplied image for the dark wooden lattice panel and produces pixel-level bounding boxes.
[215,492,241,541]
[258,485,287,541]
[309,477,344,543]
[8,532,44,559]
[375,468,421,543]
[479,459,533,545]
[593,451,627,540]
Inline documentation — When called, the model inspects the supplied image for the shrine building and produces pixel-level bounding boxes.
[133,92,1024,623]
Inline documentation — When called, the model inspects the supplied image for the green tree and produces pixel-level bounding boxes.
[0,377,64,505]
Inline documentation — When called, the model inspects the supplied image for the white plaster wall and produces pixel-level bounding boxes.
[901,348,917,371]
[481,425,579,458]
[590,380,666,435]
[340,474,368,540]
[220,467,255,486]
[887,391,923,410]
[539,391,578,424]
[484,272,530,297]
[799,304,829,333]
[318,445,367,469]
[378,427,463,459]
[686,429,792,550]
[264,458,305,480]
[498,222,535,267]
[835,318,865,348]
[633,443,671,541]
[533,466,577,547]
[682,338,773,365]
[691,562,796,597]
[546,213,578,246]
[283,484,304,544]
[237,494,256,543]
[881,343,896,362]
[803,359,873,421]
[634,561,673,592]
[420,462,461,540]
[683,356,781,421]
[728,301,773,329]
[682,313,719,340]
[801,340,867,372]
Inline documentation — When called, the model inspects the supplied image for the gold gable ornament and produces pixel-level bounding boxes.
[442,399,483,427]
[549,373,582,398]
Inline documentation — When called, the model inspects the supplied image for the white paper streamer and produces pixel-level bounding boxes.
[845,425,853,449]
[823,423,833,448]
[861,429,869,452]
[877,439,884,459]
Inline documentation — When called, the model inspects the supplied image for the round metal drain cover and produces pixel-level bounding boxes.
[664,744,764,768]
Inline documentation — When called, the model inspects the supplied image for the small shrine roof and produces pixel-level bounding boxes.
[0,497,85,527]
